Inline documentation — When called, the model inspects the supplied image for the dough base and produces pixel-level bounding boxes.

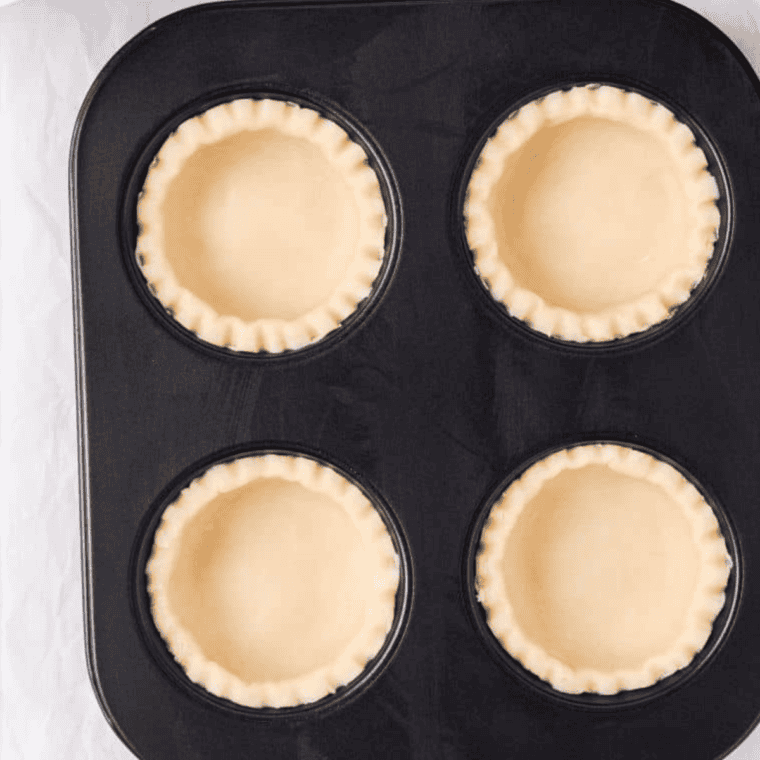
[476,444,731,694]
[147,455,399,708]
[465,85,721,342]
[137,99,387,352]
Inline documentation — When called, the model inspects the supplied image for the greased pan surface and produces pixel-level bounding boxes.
[71,1,760,758]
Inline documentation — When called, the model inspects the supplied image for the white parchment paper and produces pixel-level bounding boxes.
[0,1,758,758]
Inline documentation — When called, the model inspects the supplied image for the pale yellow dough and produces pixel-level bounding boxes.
[146,454,400,708]
[464,85,721,341]
[476,444,731,695]
[136,99,387,352]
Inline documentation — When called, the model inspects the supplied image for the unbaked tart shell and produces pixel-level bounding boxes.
[146,454,400,708]
[136,98,387,353]
[464,85,721,342]
[475,444,731,695]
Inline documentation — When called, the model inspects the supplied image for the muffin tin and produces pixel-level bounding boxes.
[70,0,760,758]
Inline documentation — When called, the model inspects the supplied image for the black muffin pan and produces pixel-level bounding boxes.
[70,1,760,758]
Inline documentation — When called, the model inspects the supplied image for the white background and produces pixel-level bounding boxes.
[0,1,759,758]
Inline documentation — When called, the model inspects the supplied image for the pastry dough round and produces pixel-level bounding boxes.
[475,444,731,695]
[136,98,388,353]
[146,454,400,708]
[464,85,721,342]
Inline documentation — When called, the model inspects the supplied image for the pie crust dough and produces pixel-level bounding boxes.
[136,99,387,353]
[146,454,400,708]
[476,444,731,695]
[464,85,721,342]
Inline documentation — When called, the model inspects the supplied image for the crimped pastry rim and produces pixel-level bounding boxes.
[146,453,400,709]
[135,97,388,353]
[463,84,722,343]
[475,443,732,695]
